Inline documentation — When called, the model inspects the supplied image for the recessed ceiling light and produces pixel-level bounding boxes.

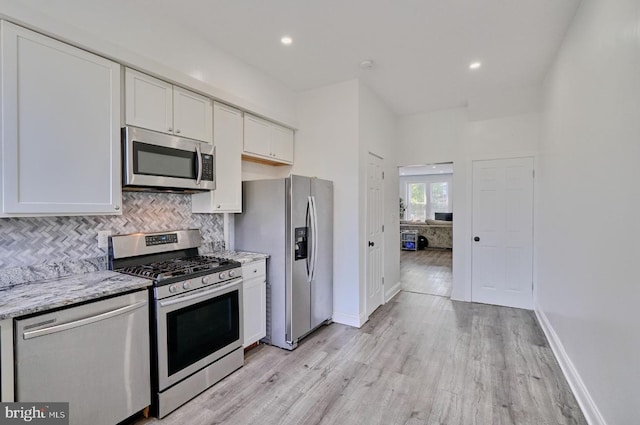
[281,36,293,46]
[432,165,437,169]
[359,60,375,70]
[469,61,482,70]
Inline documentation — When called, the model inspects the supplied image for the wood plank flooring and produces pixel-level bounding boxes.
[401,248,452,297]
[132,291,586,425]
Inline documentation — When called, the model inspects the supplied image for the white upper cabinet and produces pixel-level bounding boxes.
[243,114,271,158]
[172,86,213,142]
[270,125,295,164]
[125,68,173,134]
[192,102,243,213]
[243,113,294,165]
[0,21,122,216]
[125,68,213,143]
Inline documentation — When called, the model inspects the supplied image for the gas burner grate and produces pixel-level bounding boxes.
[116,256,234,281]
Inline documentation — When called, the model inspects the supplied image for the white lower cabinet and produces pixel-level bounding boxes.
[242,259,267,347]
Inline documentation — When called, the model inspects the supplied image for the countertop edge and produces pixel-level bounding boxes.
[209,250,270,264]
[0,271,152,320]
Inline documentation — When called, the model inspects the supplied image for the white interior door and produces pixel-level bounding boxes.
[472,157,534,309]
[366,153,384,317]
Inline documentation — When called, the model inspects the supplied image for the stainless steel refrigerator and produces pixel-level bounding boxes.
[234,175,333,350]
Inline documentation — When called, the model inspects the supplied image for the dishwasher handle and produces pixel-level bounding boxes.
[22,300,148,340]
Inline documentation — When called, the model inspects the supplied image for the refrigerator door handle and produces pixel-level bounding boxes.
[307,196,315,283]
[310,195,319,283]
[306,196,312,282]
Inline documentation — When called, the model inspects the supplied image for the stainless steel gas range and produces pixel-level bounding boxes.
[109,229,243,418]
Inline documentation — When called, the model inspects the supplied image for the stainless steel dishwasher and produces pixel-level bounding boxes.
[14,290,150,425]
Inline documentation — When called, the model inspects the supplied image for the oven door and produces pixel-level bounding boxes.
[156,278,243,390]
[123,126,215,191]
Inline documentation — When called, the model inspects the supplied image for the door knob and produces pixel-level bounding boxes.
[368,241,375,247]
[474,236,480,242]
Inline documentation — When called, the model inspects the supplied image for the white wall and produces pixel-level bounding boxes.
[294,79,362,326]
[294,79,398,326]
[536,1,640,424]
[398,109,540,302]
[0,0,296,126]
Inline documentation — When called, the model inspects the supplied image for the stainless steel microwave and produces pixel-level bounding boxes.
[122,126,215,193]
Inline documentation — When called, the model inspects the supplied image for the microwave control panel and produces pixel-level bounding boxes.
[201,155,214,181]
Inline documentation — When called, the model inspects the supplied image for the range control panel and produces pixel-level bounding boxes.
[145,233,178,246]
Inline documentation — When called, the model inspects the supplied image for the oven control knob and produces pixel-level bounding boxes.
[168,285,177,293]
[229,270,236,277]
[183,282,190,290]
[219,272,227,279]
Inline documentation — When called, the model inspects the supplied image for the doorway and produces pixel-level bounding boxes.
[399,163,453,297]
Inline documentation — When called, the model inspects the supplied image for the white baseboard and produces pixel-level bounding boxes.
[534,304,607,425]
[332,310,367,328]
[385,280,401,303]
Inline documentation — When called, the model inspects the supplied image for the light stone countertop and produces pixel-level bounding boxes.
[0,271,152,320]
[0,251,267,320]
[209,250,270,265]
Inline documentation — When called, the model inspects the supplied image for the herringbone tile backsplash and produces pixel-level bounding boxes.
[0,192,224,269]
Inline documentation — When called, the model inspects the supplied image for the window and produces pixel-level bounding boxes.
[407,182,427,221]
[430,182,449,214]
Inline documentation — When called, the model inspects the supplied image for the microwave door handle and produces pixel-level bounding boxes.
[195,144,203,185]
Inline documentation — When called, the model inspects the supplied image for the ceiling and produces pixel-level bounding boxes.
[148,0,581,116]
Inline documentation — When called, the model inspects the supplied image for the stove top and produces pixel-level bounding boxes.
[116,255,237,282]
[108,230,241,287]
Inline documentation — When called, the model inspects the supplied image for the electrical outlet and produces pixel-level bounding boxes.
[97,230,112,249]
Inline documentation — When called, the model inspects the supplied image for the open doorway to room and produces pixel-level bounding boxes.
[399,163,453,297]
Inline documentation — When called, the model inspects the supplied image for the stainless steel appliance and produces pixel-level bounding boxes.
[122,126,215,192]
[14,290,150,425]
[109,229,243,418]
[234,175,333,350]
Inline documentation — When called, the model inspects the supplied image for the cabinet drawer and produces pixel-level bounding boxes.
[241,260,266,279]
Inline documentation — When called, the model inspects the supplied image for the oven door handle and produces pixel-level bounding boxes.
[159,278,242,308]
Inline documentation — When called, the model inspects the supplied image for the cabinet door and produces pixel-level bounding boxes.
[192,103,243,213]
[173,86,213,143]
[125,68,173,134]
[270,124,294,164]
[243,114,271,158]
[0,21,121,215]
[242,261,267,347]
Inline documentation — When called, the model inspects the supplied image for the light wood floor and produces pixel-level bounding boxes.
[401,248,452,297]
[133,292,586,425]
